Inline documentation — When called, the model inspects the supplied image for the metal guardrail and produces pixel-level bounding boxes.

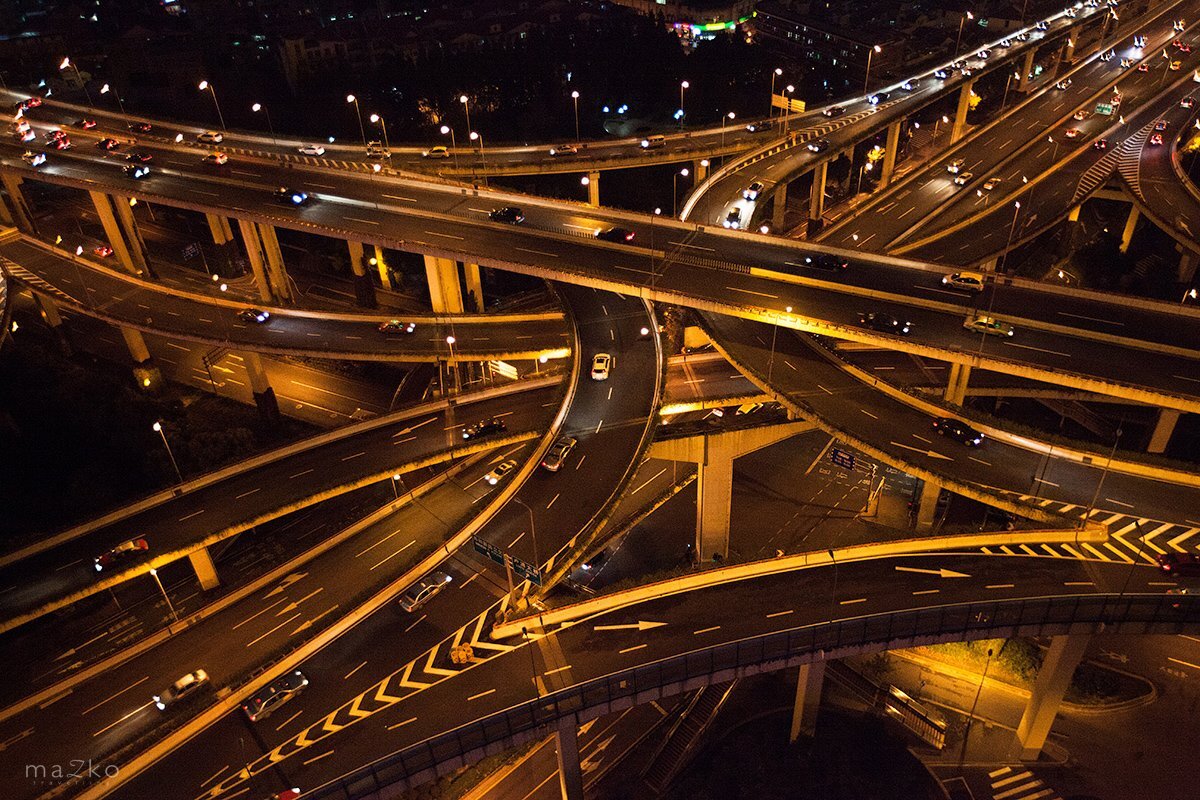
[304,592,1199,800]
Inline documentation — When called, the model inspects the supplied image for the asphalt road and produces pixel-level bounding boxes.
[0,380,560,627]
[115,551,1189,800]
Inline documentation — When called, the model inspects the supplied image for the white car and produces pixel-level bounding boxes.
[154,670,209,711]
[399,572,452,612]
[197,131,224,144]
[549,144,578,156]
[590,353,612,380]
[21,151,46,167]
[484,459,518,486]
[964,314,1015,337]
[202,152,229,165]
[298,144,326,156]
[942,271,985,292]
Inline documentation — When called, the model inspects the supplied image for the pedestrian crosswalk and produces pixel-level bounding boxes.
[979,493,1200,565]
[1116,122,1153,203]
[985,766,1061,800]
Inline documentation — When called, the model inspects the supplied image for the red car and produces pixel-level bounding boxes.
[24,96,42,109]
[1150,133,1164,146]
[128,121,152,133]
[1158,553,1200,577]
[94,538,149,571]
[46,129,67,141]
[1064,128,1080,139]
[51,137,72,150]
[1093,139,1108,150]
[96,137,120,150]
[75,118,97,129]
[94,245,114,257]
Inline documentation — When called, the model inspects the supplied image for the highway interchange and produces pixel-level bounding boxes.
[1,1,1200,798]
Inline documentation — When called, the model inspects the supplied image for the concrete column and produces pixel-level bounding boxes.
[1062,38,1075,63]
[345,240,378,308]
[372,245,393,291]
[33,292,71,355]
[693,159,708,182]
[915,478,941,532]
[809,162,828,221]
[88,190,142,277]
[879,120,902,189]
[695,438,735,562]
[112,194,154,278]
[0,173,35,233]
[188,547,220,591]
[950,79,976,144]
[235,219,274,303]
[256,223,293,303]
[1147,408,1181,453]
[1118,205,1139,254]
[586,170,600,207]
[1018,48,1037,92]
[205,212,233,245]
[789,661,826,742]
[1180,253,1198,283]
[1014,634,1091,760]
[555,719,584,800]
[121,326,162,390]
[1067,204,1081,223]
[944,363,971,406]
[462,262,484,311]
[424,254,464,313]
[242,351,281,425]
[772,181,788,230]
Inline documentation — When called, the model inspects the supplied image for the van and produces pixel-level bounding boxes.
[640,135,666,149]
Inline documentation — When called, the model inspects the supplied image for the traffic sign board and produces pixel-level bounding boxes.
[830,447,856,470]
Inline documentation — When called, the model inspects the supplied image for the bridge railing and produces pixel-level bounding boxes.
[304,592,1198,800]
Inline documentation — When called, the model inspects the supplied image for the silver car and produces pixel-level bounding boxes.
[400,572,453,612]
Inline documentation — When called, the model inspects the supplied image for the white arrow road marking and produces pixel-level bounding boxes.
[894,566,971,578]
[292,605,338,636]
[265,572,308,598]
[594,621,668,632]
[392,416,438,437]
[889,441,953,460]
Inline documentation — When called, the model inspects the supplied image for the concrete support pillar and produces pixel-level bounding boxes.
[256,223,293,304]
[951,79,976,144]
[1015,634,1091,760]
[1180,253,1198,283]
[1067,204,1081,223]
[809,162,828,221]
[424,254,464,313]
[462,262,484,312]
[235,219,274,303]
[88,190,142,277]
[121,326,162,390]
[112,194,154,278]
[772,181,788,230]
[554,720,584,800]
[1063,39,1075,63]
[33,292,71,355]
[695,439,734,562]
[789,661,826,742]
[915,478,941,532]
[205,212,234,245]
[944,363,971,406]
[693,159,708,182]
[1147,408,1181,453]
[1118,205,1139,254]
[0,173,35,233]
[1018,48,1036,92]
[586,170,600,207]
[242,351,281,425]
[188,547,220,591]
[345,240,378,308]
[372,245,393,291]
[879,120,902,189]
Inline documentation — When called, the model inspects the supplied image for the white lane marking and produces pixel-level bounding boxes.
[343,216,379,225]
[968,456,992,466]
[545,665,572,676]
[468,689,497,701]
[81,677,150,715]
[344,661,368,680]
[1057,311,1123,325]
[619,644,649,654]
[725,286,779,299]
[382,194,416,202]
[839,598,867,605]
[386,717,418,730]
[766,610,794,618]
[694,626,721,635]
[515,247,560,258]
[426,231,464,240]
[178,509,205,522]
[1004,342,1072,358]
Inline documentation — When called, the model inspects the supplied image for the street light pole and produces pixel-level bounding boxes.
[571,90,580,143]
[769,67,782,117]
[251,103,277,146]
[346,94,366,150]
[445,335,459,394]
[679,80,689,128]
[864,44,882,96]
[469,130,487,184]
[767,306,792,382]
[722,111,735,146]
[1182,287,1198,305]
[198,81,226,131]
[440,125,459,170]
[998,201,1021,272]
[150,568,180,623]
[99,83,128,127]
[512,497,541,571]
[958,647,994,774]
[59,57,94,108]
[784,84,795,132]
[673,167,689,217]
[369,113,390,154]
[955,12,974,57]
[459,94,472,137]
[152,421,183,485]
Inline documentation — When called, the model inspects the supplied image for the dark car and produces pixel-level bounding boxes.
[96,137,120,151]
[378,319,416,335]
[541,436,578,472]
[122,164,150,179]
[94,538,149,572]
[238,308,271,324]
[822,106,845,117]
[274,187,310,206]
[745,119,774,133]
[128,121,152,133]
[463,417,507,441]
[1157,553,1200,578]
[932,416,984,446]
[595,226,636,243]
[242,670,308,722]
[858,311,911,335]
[125,151,153,163]
[867,92,890,105]
[807,138,829,153]
[799,253,849,272]
[489,206,525,224]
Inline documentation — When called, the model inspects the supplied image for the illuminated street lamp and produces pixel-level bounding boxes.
[673,167,690,217]
[571,90,581,143]
[369,113,391,154]
[769,67,783,117]
[346,94,366,150]
[721,111,735,145]
[459,94,472,137]
[679,80,689,128]
[470,130,487,176]
[1183,287,1198,305]
[955,11,975,56]
[439,124,459,169]
[864,44,882,95]
[784,84,796,132]
[446,335,459,393]
[198,80,226,131]
[152,421,183,485]
[251,102,277,146]
[149,568,180,624]
[59,57,93,107]
[99,83,127,125]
